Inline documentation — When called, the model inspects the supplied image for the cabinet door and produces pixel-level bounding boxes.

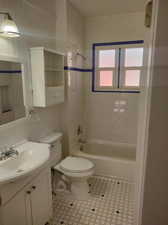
[1,187,32,225]
[31,169,52,225]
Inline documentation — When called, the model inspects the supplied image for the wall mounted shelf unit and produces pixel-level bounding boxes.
[30,47,65,107]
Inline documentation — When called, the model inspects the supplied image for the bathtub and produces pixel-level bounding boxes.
[75,141,136,182]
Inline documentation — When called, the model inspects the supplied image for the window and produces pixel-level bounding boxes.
[93,41,144,92]
[100,71,113,86]
[99,50,115,68]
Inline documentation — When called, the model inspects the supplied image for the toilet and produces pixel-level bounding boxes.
[40,132,95,200]
[55,156,95,200]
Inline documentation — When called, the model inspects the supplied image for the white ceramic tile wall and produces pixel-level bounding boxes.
[60,1,85,156]
[0,0,62,149]
[0,1,146,154]
[84,12,146,145]
[55,0,68,53]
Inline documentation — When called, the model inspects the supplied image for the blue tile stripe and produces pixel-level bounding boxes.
[0,70,22,73]
[64,66,92,72]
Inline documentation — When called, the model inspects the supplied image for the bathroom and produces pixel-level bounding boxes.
[0,0,168,225]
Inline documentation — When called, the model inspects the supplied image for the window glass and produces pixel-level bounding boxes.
[125,70,140,87]
[125,48,143,67]
[100,71,113,86]
[99,50,115,68]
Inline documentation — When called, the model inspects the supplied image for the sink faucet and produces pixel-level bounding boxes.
[0,146,19,161]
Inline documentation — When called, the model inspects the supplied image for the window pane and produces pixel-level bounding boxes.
[100,71,113,86]
[99,50,115,68]
[125,70,140,87]
[125,48,143,67]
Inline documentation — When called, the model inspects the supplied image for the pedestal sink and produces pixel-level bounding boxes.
[0,141,50,185]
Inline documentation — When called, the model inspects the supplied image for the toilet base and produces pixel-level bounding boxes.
[71,179,90,200]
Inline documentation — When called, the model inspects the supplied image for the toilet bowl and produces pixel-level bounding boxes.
[39,132,95,200]
[55,156,95,200]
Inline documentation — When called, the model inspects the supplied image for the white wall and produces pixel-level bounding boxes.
[55,0,67,53]
[59,1,85,156]
[85,12,145,52]
[0,1,145,155]
[84,12,145,145]
[0,0,62,149]
[142,1,168,224]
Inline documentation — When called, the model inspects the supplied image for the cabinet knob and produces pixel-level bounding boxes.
[27,191,31,194]
[32,186,36,190]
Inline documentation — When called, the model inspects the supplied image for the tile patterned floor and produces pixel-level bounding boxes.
[52,176,135,225]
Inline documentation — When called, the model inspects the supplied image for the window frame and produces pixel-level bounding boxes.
[92,40,144,93]
[94,46,119,90]
[119,47,144,89]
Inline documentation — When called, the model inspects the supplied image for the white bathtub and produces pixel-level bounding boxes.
[75,141,136,182]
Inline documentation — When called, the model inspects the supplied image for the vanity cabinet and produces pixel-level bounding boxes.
[30,169,52,225]
[30,47,65,107]
[0,168,52,225]
[1,185,30,225]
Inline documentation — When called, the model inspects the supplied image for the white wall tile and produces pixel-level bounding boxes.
[84,12,145,145]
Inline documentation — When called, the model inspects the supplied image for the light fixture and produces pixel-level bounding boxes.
[0,12,20,38]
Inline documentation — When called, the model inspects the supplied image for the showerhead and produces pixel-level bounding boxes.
[76,52,87,61]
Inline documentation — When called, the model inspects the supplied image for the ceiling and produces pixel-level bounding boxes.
[69,0,146,17]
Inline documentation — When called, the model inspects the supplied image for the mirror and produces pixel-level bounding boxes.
[0,60,26,125]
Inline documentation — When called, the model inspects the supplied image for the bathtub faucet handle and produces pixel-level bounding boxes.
[78,138,86,144]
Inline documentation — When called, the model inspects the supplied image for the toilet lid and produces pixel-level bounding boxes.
[60,157,94,173]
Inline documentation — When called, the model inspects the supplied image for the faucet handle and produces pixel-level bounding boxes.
[1,146,8,153]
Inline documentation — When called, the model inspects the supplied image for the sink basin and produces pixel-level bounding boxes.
[0,141,50,185]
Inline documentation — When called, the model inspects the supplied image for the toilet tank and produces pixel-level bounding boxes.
[39,132,62,167]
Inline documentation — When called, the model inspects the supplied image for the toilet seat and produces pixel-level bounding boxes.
[60,156,94,173]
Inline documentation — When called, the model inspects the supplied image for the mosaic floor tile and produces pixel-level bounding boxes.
[52,176,134,225]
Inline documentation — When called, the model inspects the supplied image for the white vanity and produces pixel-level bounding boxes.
[0,141,52,225]
[0,52,59,225]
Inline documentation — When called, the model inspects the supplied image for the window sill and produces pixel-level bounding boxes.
[92,88,140,93]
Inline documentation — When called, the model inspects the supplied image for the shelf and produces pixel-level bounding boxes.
[30,47,65,107]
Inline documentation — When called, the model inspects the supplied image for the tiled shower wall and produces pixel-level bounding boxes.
[84,12,146,145]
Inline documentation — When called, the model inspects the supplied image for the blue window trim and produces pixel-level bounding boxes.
[118,48,121,89]
[93,90,140,93]
[92,40,144,93]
